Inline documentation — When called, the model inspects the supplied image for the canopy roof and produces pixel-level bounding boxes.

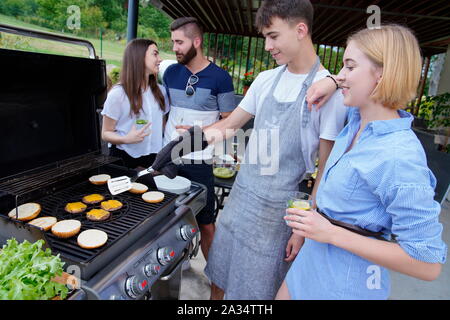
[149,0,450,56]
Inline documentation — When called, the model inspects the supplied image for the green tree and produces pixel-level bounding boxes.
[139,4,171,39]
[0,0,38,16]
[35,0,60,27]
[92,0,126,33]
[81,6,107,35]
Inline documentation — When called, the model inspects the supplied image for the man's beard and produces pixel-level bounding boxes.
[177,44,197,65]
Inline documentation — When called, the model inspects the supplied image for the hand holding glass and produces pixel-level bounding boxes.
[285,192,312,225]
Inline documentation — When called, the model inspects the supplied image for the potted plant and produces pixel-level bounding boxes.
[417,92,450,153]
[241,71,254,95]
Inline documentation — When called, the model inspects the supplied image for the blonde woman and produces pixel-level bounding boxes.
[278,25,447,300]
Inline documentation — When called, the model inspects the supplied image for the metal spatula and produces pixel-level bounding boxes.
[107,167,155,195]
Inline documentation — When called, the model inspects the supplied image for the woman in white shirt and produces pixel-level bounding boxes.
[101,39,169,169]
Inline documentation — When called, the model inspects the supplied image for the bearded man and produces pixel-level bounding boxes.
[162,17,236,261]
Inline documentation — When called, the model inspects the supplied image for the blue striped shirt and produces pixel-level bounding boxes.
[286,108,447,299]
[162,63,236,113]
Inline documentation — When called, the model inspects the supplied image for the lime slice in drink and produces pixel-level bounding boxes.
[290,200,311,210]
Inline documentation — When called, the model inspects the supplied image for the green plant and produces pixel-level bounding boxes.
[418,93,450,129]
[109,67,121,85]
[418,92,450,152]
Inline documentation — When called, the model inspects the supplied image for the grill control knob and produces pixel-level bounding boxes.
[125,276,147,299]
[144,264,161,277]
[179,224,198,241]
[157,247,175,266]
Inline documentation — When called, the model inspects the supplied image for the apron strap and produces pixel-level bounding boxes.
[300,56,321,128]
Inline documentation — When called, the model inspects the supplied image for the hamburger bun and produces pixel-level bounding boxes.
[100,200,123,212]
[28,216,57,231]
[77,229,108,249]
[8,203,41,221]
[82,194,105,204]
[51,220,81,238]
[65,202,87,214]
[129,182,149,194]
[89,174,111,185]
[86,209,111,221]
[142,191,165,203]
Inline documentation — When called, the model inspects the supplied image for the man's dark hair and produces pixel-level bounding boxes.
[255,0,314,35]
[170,17,204,43]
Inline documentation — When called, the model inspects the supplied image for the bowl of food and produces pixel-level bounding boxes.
[213,166,236,179]
[213,154,239,179]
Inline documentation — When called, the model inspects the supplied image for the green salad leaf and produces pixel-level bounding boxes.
[0,238,68,300]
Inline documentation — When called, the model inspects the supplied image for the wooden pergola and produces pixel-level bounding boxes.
[147,0,450,109]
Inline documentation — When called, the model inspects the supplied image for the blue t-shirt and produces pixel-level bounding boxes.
[163,62,236,112]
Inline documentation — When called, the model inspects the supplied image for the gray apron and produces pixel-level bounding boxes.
[205,58,321,300]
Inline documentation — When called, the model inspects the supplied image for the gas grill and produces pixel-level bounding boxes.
[0,25,206,300]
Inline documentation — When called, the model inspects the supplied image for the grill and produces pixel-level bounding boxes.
[0,159,180,280]
[0,25,206,299]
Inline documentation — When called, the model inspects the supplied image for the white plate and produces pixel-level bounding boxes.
[154,175,191,194]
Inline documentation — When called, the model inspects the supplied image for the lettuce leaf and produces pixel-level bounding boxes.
[0,239,68,300]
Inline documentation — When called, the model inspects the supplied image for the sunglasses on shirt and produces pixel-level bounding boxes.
[185,74,199,96]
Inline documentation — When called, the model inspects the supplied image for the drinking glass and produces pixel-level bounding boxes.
[285,192,312,225]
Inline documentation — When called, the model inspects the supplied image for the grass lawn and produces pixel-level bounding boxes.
[0,14,175,68]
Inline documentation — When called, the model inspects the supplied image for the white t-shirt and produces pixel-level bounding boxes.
[239,65,348,174]
[101,84,170,158]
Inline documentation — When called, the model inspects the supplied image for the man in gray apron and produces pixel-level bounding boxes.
[204,0,347,299]
[153,0,347,299]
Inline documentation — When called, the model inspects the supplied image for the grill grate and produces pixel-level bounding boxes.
[35,178,178,263]
[0,154,119,197]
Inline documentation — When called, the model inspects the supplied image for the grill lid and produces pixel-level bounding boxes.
[0,48,107,179]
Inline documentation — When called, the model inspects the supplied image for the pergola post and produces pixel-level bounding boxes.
[127,0,139,43]
[414,56,431,115]
[437,44,450,95]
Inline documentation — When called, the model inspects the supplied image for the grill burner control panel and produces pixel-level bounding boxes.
[122,219,197,299]
[71,206,199,300]
[124,246,179,299]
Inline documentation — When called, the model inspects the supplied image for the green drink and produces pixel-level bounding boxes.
[285,192,312,225]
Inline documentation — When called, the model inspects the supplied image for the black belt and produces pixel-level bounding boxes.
[316,208,396,242]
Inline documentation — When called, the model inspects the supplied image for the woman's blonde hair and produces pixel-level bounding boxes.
[347,24,422,109]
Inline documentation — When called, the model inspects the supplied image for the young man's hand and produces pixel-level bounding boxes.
[306,75,339,111]
[284,233,305,262]
[175,125,192,134]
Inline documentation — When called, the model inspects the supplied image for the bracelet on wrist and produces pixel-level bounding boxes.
[326,75,339,90]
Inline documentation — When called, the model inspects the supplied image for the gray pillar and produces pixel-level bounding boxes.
[437,45,450,95]
[127,0,139,43]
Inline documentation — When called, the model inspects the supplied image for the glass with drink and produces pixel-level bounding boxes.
[285,191,312,225]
